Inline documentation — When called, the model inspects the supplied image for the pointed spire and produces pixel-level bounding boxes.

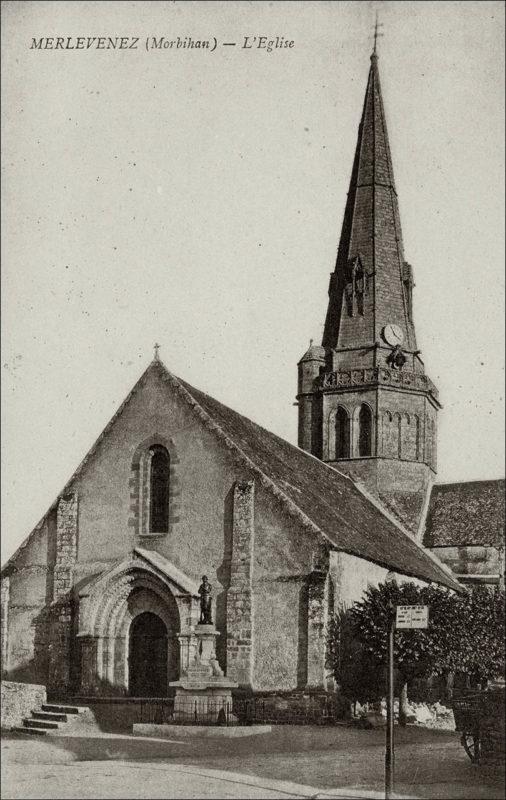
[322,43,417,358]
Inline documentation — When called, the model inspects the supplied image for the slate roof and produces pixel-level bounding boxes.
[322,51,417,355]
[169,369,459,591]
[2,360,460,591]
[423,480,505,548]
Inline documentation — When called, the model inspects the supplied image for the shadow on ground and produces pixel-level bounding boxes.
[2,725,504,800]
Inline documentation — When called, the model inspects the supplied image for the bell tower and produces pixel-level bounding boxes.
[297,47,441,533]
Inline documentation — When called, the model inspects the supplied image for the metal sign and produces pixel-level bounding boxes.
[395,605,429,629]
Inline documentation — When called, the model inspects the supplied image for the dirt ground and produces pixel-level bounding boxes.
[2,724,504,799]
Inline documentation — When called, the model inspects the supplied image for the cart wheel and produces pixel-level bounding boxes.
[461,731,480,763]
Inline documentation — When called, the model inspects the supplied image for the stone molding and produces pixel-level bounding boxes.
[318,366,439,402]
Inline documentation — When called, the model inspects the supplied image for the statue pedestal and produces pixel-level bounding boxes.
[170,623,238,724]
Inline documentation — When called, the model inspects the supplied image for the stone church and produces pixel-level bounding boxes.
[2,48,498,705]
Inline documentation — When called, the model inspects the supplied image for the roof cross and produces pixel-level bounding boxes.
[372,13,384,56]
[153,342,160,361]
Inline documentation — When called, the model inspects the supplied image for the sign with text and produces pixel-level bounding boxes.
[395,605,429,629]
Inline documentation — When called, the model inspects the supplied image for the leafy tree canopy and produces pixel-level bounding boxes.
[328,582,505,703]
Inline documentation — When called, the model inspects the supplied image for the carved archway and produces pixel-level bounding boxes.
[77,550,199,696]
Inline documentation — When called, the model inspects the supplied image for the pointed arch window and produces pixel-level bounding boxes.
[149,445,170,533]
[358,404,372,457]
[335,406,350,459]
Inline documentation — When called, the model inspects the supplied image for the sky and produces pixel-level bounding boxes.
[1,0,504,563]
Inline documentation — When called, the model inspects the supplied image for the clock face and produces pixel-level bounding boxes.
[382,324,404,347]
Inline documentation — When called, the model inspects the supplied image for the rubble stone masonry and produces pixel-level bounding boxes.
[226,481,254,687]
[48,493,78,693]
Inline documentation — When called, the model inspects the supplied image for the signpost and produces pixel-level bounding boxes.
[396,605,429,629]
[385,605,429,799]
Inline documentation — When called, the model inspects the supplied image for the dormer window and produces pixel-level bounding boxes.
[345,256,369,317]
[402,262,414,321]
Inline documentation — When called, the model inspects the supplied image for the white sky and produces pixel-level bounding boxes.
[1,1,504,563]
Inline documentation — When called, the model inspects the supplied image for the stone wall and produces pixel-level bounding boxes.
[329,550,426,612]
[1,680,46,729]
[2,511,55,684]
[335,456,433,535]
[252,488,326,692]
[427,545,504,588]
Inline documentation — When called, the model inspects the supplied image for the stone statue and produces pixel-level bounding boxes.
[198,575,213,624]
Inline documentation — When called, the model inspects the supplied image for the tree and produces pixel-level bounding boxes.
[327,582,505,725]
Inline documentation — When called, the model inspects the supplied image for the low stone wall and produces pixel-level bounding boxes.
[66,697,174,732]
[232,689,350,724]
[1,680,46,729]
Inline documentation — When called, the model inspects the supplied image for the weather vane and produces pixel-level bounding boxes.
[154,342,160,361]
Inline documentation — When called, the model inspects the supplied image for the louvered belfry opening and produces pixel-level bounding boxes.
[358,404,372,457]
[335,407,350,459]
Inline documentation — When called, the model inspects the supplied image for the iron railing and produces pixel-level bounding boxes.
[137,695,343,727]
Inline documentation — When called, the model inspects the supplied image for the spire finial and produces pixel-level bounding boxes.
[310,338,314,347]
[372,12,383,59]
[153,342,160,361]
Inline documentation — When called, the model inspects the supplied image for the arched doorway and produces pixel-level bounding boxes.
[128,612,168,696]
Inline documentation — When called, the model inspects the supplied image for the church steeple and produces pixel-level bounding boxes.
[297,46,441,535]
[322,47,416,360]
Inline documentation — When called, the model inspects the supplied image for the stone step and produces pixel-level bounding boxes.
[32,710,67,722]
[23,718,60,730]
[42,704,83,715]
[12,726,48,736]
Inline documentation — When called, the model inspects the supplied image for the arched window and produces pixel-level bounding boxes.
[358,404,372,457]
[149,446,170,533]
[335,407,350,459]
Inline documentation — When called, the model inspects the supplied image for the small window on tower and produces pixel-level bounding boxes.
[149,445,170,533]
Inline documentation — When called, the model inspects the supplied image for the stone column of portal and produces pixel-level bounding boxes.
[48,493,78,696]
[78,636,98,695]
[226,481,255,687]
